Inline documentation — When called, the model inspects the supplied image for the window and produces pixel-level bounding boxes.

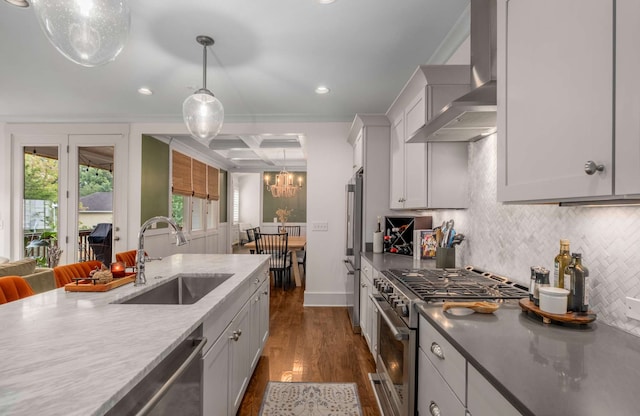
[171,194,186,230]
[191,197,205,231]
[207,200,219,230]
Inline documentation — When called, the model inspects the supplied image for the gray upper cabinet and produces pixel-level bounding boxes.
[497,0,614,202]
[387,65,470,209]
[615,0,640,196]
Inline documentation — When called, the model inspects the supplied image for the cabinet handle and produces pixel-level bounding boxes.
[254,277,260,284]
[429,401,441,416]
[361,283,367,288]
[584,160,605,175]
[263,290,269,295]
[430,342,445,360]
[229,330,242,341]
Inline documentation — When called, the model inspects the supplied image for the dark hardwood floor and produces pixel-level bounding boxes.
[237,283,381,416]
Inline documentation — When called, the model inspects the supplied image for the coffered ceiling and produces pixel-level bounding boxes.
[0,0,470,169]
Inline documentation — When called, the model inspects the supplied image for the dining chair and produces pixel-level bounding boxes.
[255,232,292,290]
[279,225,300,236]
[0,276,35,304]
[249,227,261,254]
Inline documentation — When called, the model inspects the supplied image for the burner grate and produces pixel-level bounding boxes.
[384,268,529,300]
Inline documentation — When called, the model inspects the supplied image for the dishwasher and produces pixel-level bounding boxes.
[105,327,207,416]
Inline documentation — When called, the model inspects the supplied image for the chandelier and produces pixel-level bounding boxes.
[264,151,303,198]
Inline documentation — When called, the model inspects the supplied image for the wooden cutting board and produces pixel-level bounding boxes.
[64,275,135,292]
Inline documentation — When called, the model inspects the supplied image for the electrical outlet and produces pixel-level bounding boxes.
[626,297,640,322]
[312,222,329,232]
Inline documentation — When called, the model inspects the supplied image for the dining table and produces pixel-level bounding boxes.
[244,235,306,287]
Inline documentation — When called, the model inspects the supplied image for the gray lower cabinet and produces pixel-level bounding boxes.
[202,265,269,416]
[203,330,230,416]
[418,350,466,416]
[418,314,521,416]
[467,366,521,416]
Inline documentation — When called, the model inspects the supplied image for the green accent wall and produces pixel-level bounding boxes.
[219,169,228,223]
[140,135,169,225]
[262,171,307,223]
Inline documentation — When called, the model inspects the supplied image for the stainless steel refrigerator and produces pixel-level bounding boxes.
[344,168,363,333]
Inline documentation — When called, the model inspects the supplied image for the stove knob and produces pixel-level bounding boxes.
[400,304,410,317]
[384,286,394,294]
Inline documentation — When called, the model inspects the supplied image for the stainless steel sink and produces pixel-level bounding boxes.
[117,273,233,305]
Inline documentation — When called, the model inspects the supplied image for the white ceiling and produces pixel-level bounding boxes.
[0,0,470,169]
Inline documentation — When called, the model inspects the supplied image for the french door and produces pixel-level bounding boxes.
[12,129,128,266]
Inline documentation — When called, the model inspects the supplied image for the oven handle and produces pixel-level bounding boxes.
[370,294,409,341]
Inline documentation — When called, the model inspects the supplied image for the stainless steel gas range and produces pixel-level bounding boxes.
[369,266,529,416]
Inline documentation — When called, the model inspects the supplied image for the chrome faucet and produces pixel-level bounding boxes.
[136,216,188,286]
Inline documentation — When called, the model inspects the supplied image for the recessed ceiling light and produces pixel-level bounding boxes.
[315,86,330,95]
[317,0,336,4]
[137,87,153,96]
[4,0,29,7]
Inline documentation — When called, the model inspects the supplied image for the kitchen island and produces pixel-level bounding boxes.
[362,251,640,415]
[0,254,269,416]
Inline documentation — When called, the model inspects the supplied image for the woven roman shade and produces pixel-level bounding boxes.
[192,159,207,199]
[172,150,192,196]
[207,165,220,201]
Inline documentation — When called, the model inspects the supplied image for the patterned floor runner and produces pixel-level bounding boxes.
[259,382,363,416]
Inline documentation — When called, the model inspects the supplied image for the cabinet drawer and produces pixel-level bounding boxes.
[418,349,465,416]
[419,315,465,403]
[467,365,522,416]
[361,257,373,282]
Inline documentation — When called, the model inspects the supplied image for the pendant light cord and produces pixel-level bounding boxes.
[202,43,207,90]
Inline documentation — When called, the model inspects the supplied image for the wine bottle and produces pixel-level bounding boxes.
[553,239,571,288]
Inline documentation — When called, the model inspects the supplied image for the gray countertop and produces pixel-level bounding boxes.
[363,251,640,416]
[0,254,269,416]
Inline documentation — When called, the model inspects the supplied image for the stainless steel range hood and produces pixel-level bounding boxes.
[408,0,497,143]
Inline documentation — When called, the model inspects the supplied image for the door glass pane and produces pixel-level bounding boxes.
[23,146,59,267]
[78,146,114,264]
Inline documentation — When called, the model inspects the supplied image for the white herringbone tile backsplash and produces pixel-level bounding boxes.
[425,135,640,337]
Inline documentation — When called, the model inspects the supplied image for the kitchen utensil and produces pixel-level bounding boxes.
[435,228,443,247]
[451,233,465,246]
[442,301,500,314]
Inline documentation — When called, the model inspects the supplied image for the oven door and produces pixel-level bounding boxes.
[370,294,416,416]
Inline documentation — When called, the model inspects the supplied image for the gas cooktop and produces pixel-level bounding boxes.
[382,267,529,301]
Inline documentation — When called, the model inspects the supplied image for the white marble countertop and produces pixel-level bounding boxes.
[0,254,269,416]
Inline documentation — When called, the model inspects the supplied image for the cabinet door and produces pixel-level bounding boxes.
[359,280,370,348]
[202,333,230,416]
[467,365,522,416]
[250,293,262,371]
[390,115,405,208]
[615,0,640,195]
[368,268,378,358]
[403,141,427,208]
[406,89,426,139]
[498,0,613,202]
[259,280,270,346]
[229,300,251,414]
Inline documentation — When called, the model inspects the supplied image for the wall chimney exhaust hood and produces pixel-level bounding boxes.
[408,0,497,143]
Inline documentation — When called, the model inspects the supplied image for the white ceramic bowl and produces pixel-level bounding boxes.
[539,287,570,314]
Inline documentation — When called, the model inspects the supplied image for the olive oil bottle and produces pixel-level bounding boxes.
[553,239,571,289]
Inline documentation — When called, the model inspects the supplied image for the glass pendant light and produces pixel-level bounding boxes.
[183,35,224,145]
[30,0,130,67]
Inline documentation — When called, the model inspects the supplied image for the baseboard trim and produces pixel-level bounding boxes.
[303,291,349,307]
